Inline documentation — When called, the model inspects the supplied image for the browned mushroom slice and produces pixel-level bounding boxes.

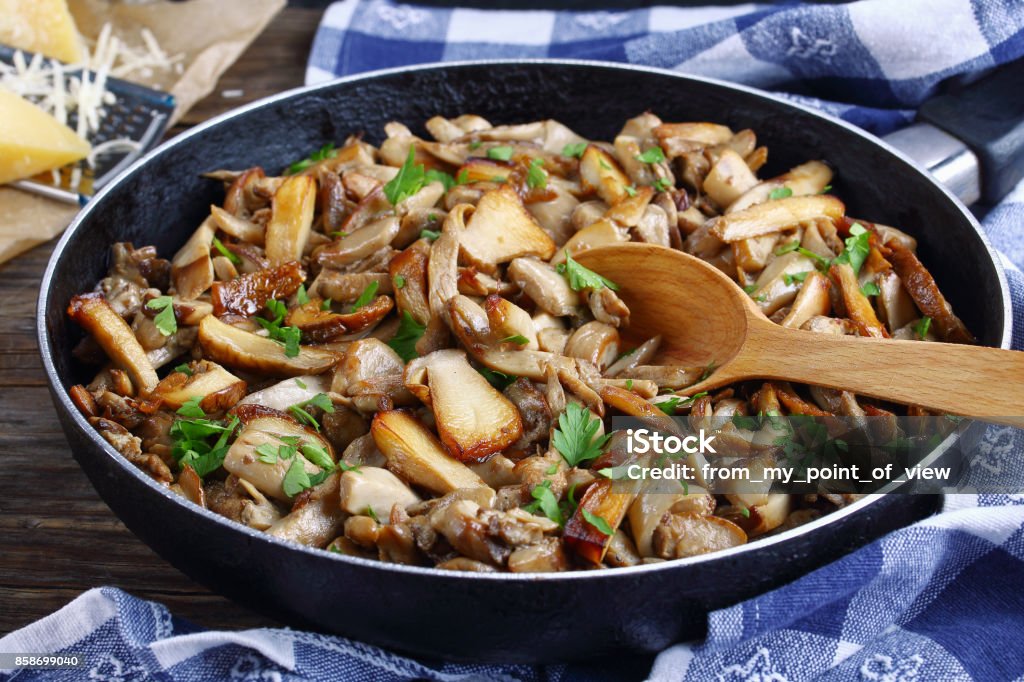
[222,166,266,216]
[286,296,394,343]
[484,295,537,349]
[403,349,522,461]
[703,149,759,209]
[389,239,431,325]
[198,315,338,377]
[628,485,715,557]
[603,185,653,227]
[619,365,702,391]
[266,473,346,547]
[370,410,489,494]
[339,467,421,518]
[875,270,919,333]
[830,262,889,338]
[748,251,819,316]
[507,257,582,317]
[563,479,637,565]
[457,186,556,269]
[310,271,390,303]
[508,537,569,573]
[316,216,400,269]
[564,321,620,370]
[265,174,317,265]
[154,360,246,411]
[604,335,661,377]
[171,217,215,301]
[210,205,265,246]
[210,261,305,317]
[711,195,845,242]
[176,465,206,507]
[781,271,832,329]
[652,512,747,559]
[526,179,580,245]
[223,415,334,501]
[68,293,159,394]
[887,241,974,344]
[652,122,733,158]
[550,218,628,265]
[579,144,632,206]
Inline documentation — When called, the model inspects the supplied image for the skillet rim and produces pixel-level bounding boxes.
[36,58,1012,584]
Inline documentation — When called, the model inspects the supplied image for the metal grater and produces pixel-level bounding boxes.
[1,44,176,205]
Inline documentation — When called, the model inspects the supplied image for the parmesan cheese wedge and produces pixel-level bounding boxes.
[0,89,90,185]
[0,0,84,64]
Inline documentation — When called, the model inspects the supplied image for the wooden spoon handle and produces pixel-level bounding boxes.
[722,322,1024,427]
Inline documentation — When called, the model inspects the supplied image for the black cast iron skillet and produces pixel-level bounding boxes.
[37,60,1021,663]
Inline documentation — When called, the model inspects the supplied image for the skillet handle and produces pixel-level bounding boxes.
[910,59,1024,205]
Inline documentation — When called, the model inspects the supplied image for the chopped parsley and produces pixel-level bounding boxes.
[581,509,614,536]
[479,365,517,390]
[174,364,192,376]
[301,442,335,470]
[420,229,441,241]
[653,177,673,192]
[820,184,833,194]
[556,252,619,292]
[424,168,456,191]
[775,240,800,256]
[635,146,665,164]
[500,334,530,345]
[393,274,406,289]
[552,402,609,468]
[468,140,482,150]
[177,396,205,418]
[562,142,587,158]
[296,284,310,305]
[525,480,562,526]
[739,506,751,518]
[624,184,638,197]
[913,316,932,340]
[256,300,301,358]
[282,458,311,497]
[170,414,239,479]
[351,281,379,311]
[486,145,514,161]
[383,147,426,205]
[286,143,337,175]
[783,271,810,286]
[146,296,176,336]
[365,505,381,523]
[211,237,242,265]
[861,281,881,297]
[625,379,633,391]
[769,186,793,200]
[255,443,280,464]
[387,311,426,362]
[321,298,333,311]
[743,284,758,295]
[288,393,335,431]
[832,223,871,275]
[294,378,307,389]
[526,158,548,190]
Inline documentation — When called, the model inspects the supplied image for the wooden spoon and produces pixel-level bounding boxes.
[575,243,1024,427]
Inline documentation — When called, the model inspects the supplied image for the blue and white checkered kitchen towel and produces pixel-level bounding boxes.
[6,1,1024,680]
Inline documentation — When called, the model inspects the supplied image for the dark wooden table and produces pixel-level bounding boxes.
[0,6,324,635]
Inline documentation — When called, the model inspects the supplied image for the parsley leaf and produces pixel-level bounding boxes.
[146,296,177,336]
[832,223,871,275]
[351,281,379,311]
[288,393,335,431]
[657,397,683,415]
[624,184,637,197]
[365,505,381,523]
[500,334,530,346]
[783,271,810,286]
[479,366,517,390]
[552,402,609,467]
[177,396,205,418]
[487,146,514,161]
[420,229,441,241]
[171,415,238,479]
[320,298,333,311]
[383,147,426,205]
[743,284,758,295]
[174,364,192,376]
[562,142,587,158]
[913,316,932,340]
[653,177,672,192]
[635,146,665,164]
[282,458,311,497]
[424,168,456,191]
[861,281,881,297]
[296,284,310,305]
[775,240,800,256]
[255,443,279,464]
[797,247,832,269]
[625,379,633,391]
[393,274,406,289]
[212,237,242,265]
[556,252,619,291]
[526,158,548,190]
[524,480,562,526]
[388,311,426,362]
[287,143,337,175]
[301,442,335,470]
[294,378,307,389]
[769,186,793,200]
[581,509,614,536]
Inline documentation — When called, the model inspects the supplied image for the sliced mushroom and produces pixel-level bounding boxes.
[507,257,581,317]
[458,186,556,269]
[749,251,819,316]
[484,295,537,350]
[875,270,919,333]
[171,217,215,301]
[526,180,579,245]
[154,360,246,411]
[403,349,523,461]
[389,239,431,325]
[316,216,400,269]
[508,537,569,573]
[265,175,316,265]
[550,218,628,265]
[198,315,338,377]
[371,410,490,494]
[628,486,715,557]
[266,473,346,547]
[564,321,620,370]
[887,241,974,344]
[210,261,305,317]
[68,294,159,394]
[238,374,330,412]
[579,144,633,206]
[339,466,421,518]
[417,206,464,355]
[703,149,759,209]
[653,122,733,158]
[563,479,637,565]
[210,204,265,246]
[781,271,832,329]
[831,262,888,338]
[223,415,333,501]
[711,195,845,242]
[652,512,747,559]
[334,338,405,395]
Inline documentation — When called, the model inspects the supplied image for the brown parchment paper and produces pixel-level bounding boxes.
[0,0,286,264]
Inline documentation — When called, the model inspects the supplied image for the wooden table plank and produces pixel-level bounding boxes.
[0,5,322,636]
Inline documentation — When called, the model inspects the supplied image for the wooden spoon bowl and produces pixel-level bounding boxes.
[575,243,1024,426]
